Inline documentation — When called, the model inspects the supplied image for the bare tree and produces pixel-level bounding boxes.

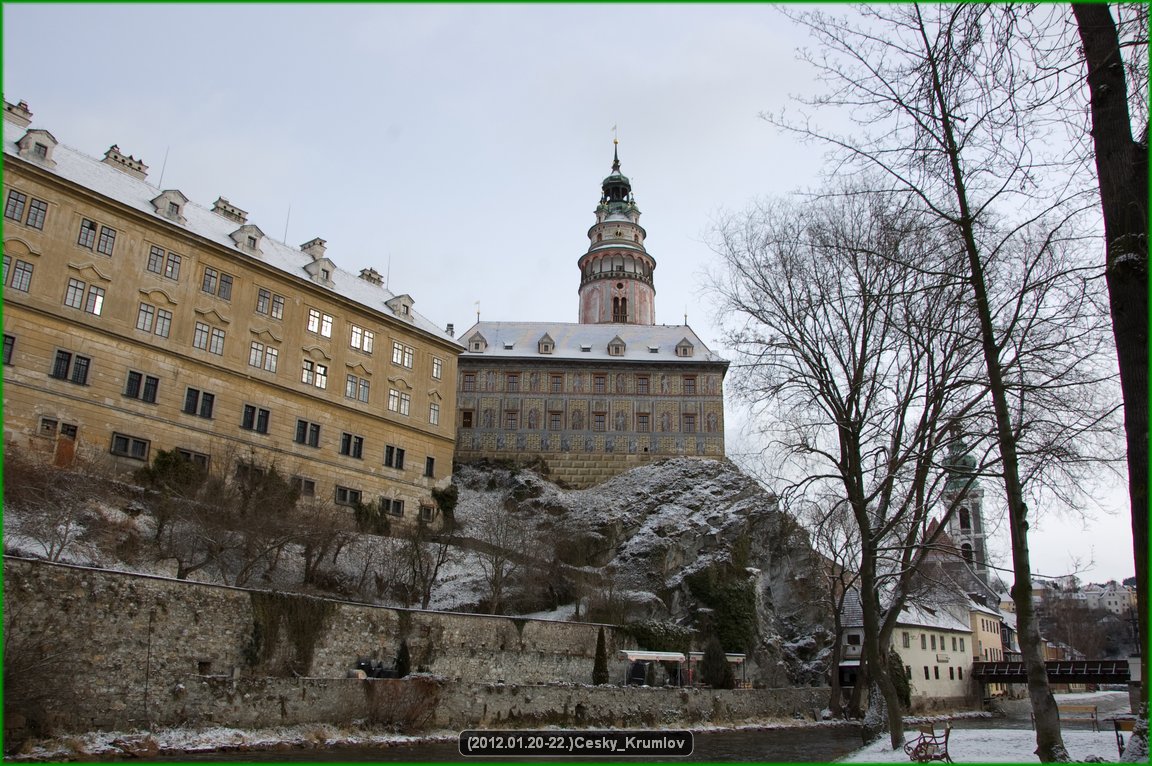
[1070,7,1148,747]
[774,6,1121,758]
[3,447,94,562]
[710,187,983,746]
[400,521,456,609]
[471,502,535,615]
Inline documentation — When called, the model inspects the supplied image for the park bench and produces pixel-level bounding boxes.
[1031,704,1099,732]
[1113,718,1136,757]
[904,723,952,763]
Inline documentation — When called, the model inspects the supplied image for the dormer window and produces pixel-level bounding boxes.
[675,339,695,358]
[503,343,514,350]
[386,294,415,319]
[231,224,265,256]
[649,346,659,354]
[580,344,592,353]
[538,333,555,354]
[151,190,189,224]
[608,335,626,356]
[467,332,487,352]
[16,129,57,167]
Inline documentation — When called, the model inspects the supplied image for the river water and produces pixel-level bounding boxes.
[144,726,865,762]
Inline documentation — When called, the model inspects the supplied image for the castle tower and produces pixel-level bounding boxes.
[942,430,989,586]
[577,141,656,325]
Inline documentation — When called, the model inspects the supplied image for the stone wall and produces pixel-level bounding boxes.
[5,558,829,738]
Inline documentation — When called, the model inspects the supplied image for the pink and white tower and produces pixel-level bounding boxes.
[577,141,656,325]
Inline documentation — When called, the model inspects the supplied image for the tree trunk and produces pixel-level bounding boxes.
[857,543,905,747]
[912,6,1068,759]
[1071,7,1148,734]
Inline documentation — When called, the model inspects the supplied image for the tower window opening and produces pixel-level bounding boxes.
[612,296,628,323]
[959,508,971,530]
[961,543,974,563]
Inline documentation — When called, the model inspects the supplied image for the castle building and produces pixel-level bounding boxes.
[454,143,728,487]
[941,432,989,587]
[1,99,461,524]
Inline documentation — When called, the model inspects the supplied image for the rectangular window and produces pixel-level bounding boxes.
[949,667,955,680]
[248,342,278,373]
[462,373,476,392]
[951,636,957,652]
[429,402,440,425]
[111,432,150,460]
[335,486,363,507]
[96,226,116,256]
[345,374,370,402]
[921,634,927,650]
[504,411,519,430]
[593,413,606,432]
[930,635,936,651]
[682,414,697,434]
[147,245,165,274]
[636,376,650,395]
[432,357,443,380]
[26,199,47,229]
[40,417,58,437]
[388,389,411,415]
[934,666,940,680]
[424,456,435,478]
[77,219,97,249]
[384,445,406,469]
[176,449,210,471]
[959,638,964,652]
[306,308,333,337]
[256,287,271,315]
[193,322,210,350]
[164,252,181,280]
[549,412,562,430]
[340,433,364,459]
[683,376,697,395]
[271,294,285,319]
[958,667,963,680]
[550,374,563,393]
[594,375,606,394]
[392,341,414,368]
[83,285,105,315]
[302,360,328,388]
[461,411,474,429]
[136,303,156,332]
[4,190,27,221]
[294,419,321,448]
[292,477,316,497]
[924,666,930,680]
[10,260,32,291]
[3,255,9,285]
[241,404,271,434]
[155,309,172,338]
[902,632,910,649]
[124,371,160,403]
[637,413,650,432]
[3,334,13,365]
[183,388,215,419]
[209,327,225,355]
[50,350,90,385]
[64,278,86,309]
[350,325,374,353]
[420,505,435,522]
[201,267,233,299]
[387,499,405,517]
[506,373,519,392]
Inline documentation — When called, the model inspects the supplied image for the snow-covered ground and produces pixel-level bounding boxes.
[843,692,1136,763]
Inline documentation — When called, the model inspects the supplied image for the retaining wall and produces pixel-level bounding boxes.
[3,558,829,738]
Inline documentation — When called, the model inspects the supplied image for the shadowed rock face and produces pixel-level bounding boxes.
[453,457,834,686]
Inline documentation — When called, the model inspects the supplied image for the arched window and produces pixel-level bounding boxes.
[959,507,971,530]
[613,297,628,323]
[961,543,973,563]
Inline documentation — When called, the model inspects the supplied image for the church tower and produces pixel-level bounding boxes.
[577,141,656,325]
[942,430,989,586]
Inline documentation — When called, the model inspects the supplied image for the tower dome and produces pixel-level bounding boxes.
[578,141,656,325]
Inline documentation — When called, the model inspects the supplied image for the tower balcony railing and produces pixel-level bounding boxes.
[583,270,653,286]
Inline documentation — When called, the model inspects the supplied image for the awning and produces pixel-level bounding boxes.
[839,660,861,667]
[618,650,686,662]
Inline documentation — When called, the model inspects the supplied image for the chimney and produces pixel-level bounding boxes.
[3,99,32,128]
[300,237,327,261]
[211,197,248,224]
[102,145,149,180]
[446,323,455,337]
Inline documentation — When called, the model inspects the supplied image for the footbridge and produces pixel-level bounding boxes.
[971,659,1131,685]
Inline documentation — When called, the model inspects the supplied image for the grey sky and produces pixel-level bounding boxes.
[3,3,1133,584]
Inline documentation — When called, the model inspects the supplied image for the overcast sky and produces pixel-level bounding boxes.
[3,4,1133,585]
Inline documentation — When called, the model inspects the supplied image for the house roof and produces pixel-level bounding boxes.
[457,321,728,365]
[2,119,460,347]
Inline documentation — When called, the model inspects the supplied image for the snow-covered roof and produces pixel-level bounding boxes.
[897,602,972,633]
[2,119,460,347]
[458,321,727,364]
